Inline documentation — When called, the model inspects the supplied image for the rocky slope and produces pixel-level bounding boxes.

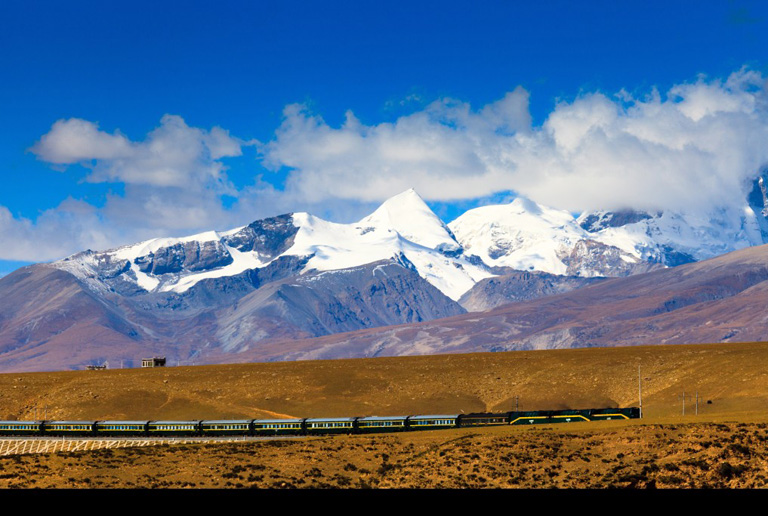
[217,242,768,363]
[0,257,465,372]
[459,270,604,312]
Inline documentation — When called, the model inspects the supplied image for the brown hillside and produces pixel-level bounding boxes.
[3,342,768,490]
[2,340,768,423]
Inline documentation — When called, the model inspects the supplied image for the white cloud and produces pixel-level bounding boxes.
[260,88,535,204]
[32,114,244,190]
[261,68,768,214]
[30,118,133,163]
[12,115,257,262]
[0,200,112,261]
[8,68,768,263]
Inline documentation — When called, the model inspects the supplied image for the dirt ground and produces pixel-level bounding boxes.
[1,421,768,489]
[2,341,768,489]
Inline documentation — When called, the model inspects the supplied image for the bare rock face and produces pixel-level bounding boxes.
[747,172,768,241]
[288,261,466,330]
[560,240,663,277]
[92,253,132,279]
[133,254,312,314]
[222,213,298,259]
[578,209,656,232]
[135,240,234,275]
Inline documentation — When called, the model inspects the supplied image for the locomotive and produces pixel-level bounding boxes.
[0,407,639,438]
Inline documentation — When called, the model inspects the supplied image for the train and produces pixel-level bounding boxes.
[0,407,639,438]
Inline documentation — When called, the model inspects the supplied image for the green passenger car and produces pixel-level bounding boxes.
[0,421,43,436]
[43,421,96,436]
[94,421,150,436]
[356,416,408,433]
[304,417,356,434]
[146,420,201,436]
[458,413,510,427]
[251,418,304,435]
[200,420,252,436]
[406,415,459,431]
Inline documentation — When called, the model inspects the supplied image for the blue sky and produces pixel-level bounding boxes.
[1,1,768,274]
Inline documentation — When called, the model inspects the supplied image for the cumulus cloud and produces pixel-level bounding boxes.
[261,68,768,213]
[261,87,534,203]
[9,68,768,263]
[29,118,133,163]
[0,199,112,261]
[31,114,244,190]
[14,115,256,261]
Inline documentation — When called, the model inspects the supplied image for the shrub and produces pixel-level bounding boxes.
[659,475,685,485]
[717,462,747,479]
[681,458,710,471]
[727,443,751,456]
[306,467,323,478]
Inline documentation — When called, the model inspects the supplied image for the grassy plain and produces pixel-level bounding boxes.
[1,341,768,488]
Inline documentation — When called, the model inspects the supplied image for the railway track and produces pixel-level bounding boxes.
[0,407,640,456]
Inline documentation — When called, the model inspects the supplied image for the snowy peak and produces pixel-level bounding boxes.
[282,190,490,300]
[358,188,460,252]
[450,180,768,279]
[448,196,587,274]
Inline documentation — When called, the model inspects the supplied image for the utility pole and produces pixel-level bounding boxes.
[678,391,700,416]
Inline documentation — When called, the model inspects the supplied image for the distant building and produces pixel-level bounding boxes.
[142,357,166,368]
[85,364,107,370]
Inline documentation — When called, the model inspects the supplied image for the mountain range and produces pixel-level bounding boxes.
[2,173,768,372]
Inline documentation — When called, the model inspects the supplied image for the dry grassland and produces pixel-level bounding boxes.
[2,341,768,489]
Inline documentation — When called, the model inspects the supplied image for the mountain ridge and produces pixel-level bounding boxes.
[3,181,768,372]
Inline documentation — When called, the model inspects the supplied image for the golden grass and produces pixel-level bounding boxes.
[3,340,768,422]
[2,340,768,488]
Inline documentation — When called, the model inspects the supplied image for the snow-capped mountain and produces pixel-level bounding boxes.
[3,181,768,373]
[52,179,768,310]
[448,197,655,277]
[283,189,490,300]
[450,175,768,279]
[56,188,492,302]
